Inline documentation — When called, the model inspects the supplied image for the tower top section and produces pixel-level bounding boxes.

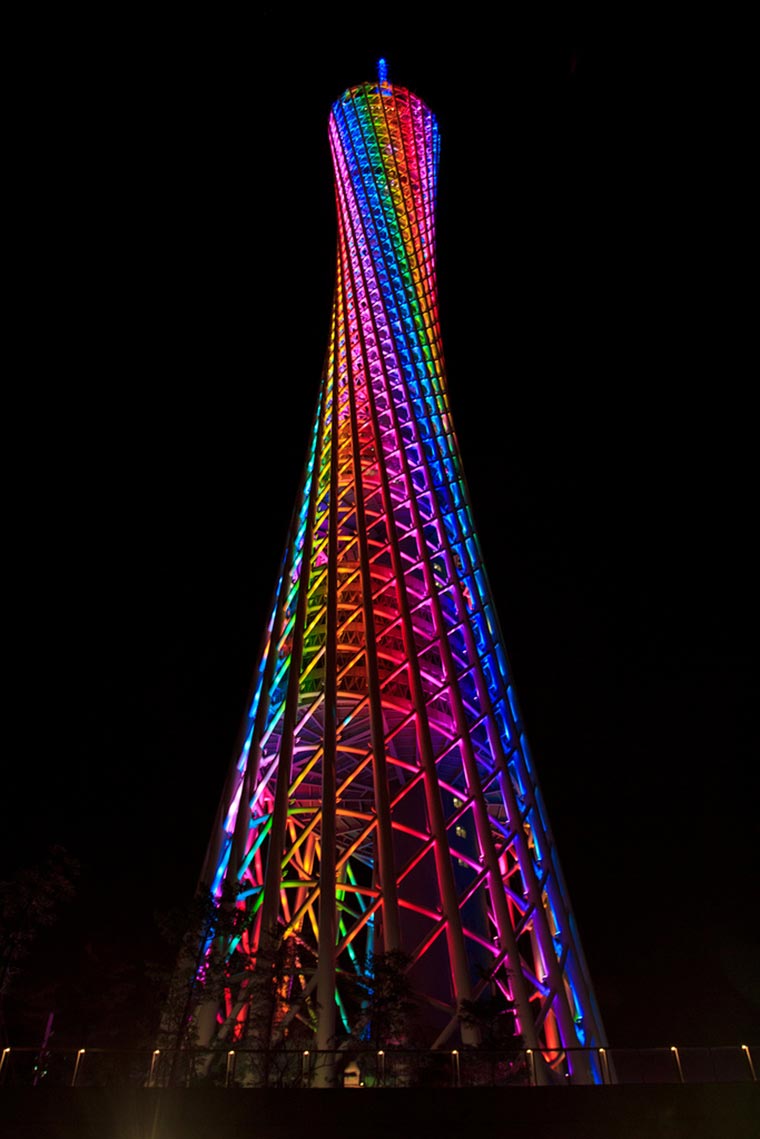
[332,60,435,122]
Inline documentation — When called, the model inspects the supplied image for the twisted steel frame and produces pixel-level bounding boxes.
[186,63,607,1084]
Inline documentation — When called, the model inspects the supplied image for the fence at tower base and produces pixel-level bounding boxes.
[0,1044,756,1089]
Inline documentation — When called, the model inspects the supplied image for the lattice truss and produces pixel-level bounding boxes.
[190,69,607,1072]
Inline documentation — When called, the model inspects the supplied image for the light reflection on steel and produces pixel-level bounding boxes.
[187,62,607,1084]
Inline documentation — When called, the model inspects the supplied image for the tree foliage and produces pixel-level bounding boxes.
[341,950,422,1048]
[153,881,247,1051]
[0,845,79,1001]
[458,990,524,1050]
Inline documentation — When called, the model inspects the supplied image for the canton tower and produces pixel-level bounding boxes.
[178,61,607,1084]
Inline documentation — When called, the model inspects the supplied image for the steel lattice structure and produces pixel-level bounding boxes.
[180,62,607,1084]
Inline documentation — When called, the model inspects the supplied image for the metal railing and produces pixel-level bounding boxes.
[0,1044,756,1089]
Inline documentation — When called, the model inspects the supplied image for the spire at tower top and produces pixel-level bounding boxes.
[377,57,388,85]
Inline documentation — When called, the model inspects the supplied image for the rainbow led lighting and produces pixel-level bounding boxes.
[182,64,607,1085]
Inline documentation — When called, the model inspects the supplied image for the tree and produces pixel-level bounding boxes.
[153,881,247,1054]
[457,990,523,1050]
[0,846,79,1041]
[152,886,317,1085]
[359,950,419,1048]
[457,983,527,1086]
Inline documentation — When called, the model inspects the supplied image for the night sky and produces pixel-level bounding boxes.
[4,14,757,1052]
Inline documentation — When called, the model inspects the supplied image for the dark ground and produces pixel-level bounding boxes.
[1,1085,759,1139]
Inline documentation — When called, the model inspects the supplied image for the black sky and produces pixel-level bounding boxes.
[3,14,757,1050]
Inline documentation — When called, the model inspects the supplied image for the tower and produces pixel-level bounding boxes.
[176,62,607,1085]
